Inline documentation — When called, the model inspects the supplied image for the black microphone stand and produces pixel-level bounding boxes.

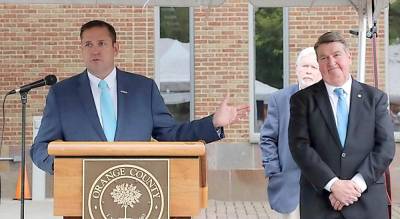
[19,91,28,219]
[5,74,57,219]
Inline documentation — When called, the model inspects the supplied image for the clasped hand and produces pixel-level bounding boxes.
[329,179,362,211]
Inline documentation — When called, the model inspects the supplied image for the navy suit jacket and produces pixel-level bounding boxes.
[260,84,300,213]
[31,69,221,174]
[289,80,395,219]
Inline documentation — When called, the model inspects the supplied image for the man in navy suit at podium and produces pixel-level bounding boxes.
[30,20,249,175]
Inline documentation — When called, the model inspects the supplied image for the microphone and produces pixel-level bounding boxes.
[8,75,57,95]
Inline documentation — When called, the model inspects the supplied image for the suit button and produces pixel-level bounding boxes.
[341,153,346,158]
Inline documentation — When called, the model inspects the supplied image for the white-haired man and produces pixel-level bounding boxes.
[260,47,322,219]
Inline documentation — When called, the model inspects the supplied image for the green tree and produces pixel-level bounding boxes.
[160,7,189,43]
[255,8,283,89]
[389,0,400,44]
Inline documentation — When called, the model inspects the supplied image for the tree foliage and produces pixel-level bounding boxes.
[390,0,400,44]
[160,7,189,43]
[255,8,283,89]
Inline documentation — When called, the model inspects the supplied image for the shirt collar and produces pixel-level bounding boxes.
[87,67,117,89]
[324,76,352,96]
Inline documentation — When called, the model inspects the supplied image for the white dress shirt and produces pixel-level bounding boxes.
[323,77,367,193]
[87,68,118,127]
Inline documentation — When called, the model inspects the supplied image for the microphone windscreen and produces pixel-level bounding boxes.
[45,75,57,85]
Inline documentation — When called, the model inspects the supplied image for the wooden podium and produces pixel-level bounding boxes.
[48,141,208,219]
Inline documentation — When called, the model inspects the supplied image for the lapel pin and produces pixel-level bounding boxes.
[357,94,362,98]
[120,90,128,94]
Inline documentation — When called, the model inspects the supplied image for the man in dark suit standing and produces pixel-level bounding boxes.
[289,31,395,219]
[30,20,249,174]
[260,47,321,219]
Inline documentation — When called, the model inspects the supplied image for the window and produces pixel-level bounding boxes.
[388,0,400,136]
[249,4,288,142]
[155,7,193,122]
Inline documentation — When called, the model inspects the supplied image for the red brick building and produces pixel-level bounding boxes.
[0,0,397,203]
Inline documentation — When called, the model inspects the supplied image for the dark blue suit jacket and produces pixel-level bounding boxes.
[31,69,221,174]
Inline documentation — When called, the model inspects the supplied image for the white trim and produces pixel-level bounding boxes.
[248,3,258,143]
[32,116,46,200]
[283,7,289,88]
[357,1,366,83]
[384,7,389,95]
[189,7,194,121]
[248,4,289,143]
[154,7,161,88]
[154,7,194,120]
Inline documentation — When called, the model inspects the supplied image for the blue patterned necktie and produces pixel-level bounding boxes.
[334,88,348,147]
[98,80,116,142]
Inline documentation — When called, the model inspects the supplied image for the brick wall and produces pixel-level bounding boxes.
[194,0,249,142]
[0,2,387,158]
[0,4,154,159]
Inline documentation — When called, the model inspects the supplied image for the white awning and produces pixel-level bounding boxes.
[255,80,278,104]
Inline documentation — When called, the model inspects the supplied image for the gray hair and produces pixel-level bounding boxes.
[314,31,348,56]
[296,47,317,66]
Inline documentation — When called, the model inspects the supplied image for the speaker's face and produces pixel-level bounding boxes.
[81,26,119,79]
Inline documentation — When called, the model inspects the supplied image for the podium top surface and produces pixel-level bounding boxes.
[48,141,206,157]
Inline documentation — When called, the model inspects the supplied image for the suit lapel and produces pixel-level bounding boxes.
[114,69,129,141]
[345,80,366,148]
[78,71,107,141]
[313,81,342,147]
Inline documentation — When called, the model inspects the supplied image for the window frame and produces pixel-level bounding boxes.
[154,6,195,121]
[248,3,289,143]
[384,6,400,142]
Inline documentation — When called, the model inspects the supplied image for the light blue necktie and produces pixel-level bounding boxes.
[98,80,116,142]
[334,88,348,147]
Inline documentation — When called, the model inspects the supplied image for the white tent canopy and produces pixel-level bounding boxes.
[255,80,278,104]
[158,38,190,83]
